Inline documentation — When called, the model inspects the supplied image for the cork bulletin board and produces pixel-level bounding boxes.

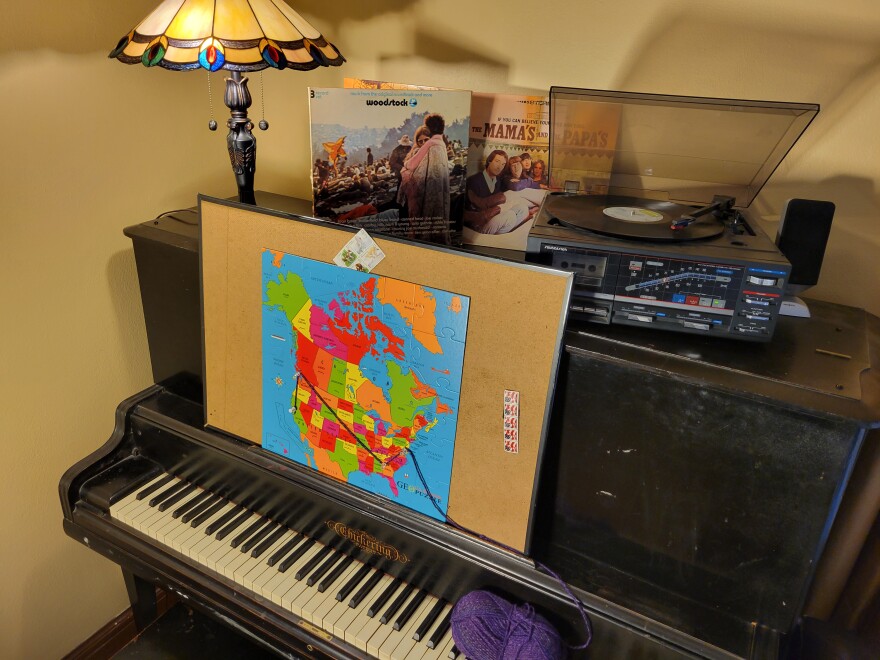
[200,196,571,553]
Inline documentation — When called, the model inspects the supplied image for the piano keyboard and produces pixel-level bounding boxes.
[109,473,465,660]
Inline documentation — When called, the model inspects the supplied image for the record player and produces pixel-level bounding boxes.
[527,87,819,342]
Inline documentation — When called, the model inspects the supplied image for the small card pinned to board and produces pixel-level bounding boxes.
[504,389,520,453]
[333,229,386,273]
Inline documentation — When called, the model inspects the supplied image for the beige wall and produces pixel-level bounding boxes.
[2,1,878,657]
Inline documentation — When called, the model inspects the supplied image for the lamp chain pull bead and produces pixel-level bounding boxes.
[258,71,269,131]
[207,71,218,131]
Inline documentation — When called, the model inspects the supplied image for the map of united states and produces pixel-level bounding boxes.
[261,249,469,521]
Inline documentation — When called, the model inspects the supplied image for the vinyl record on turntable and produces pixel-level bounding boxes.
[544,194,725,241]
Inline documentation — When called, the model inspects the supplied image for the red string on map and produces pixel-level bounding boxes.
[293,370,593,650]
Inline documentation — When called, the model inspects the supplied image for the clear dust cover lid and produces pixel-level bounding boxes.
[548,86,818,207]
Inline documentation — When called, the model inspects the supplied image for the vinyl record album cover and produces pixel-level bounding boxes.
[309,88,471,246]
[461,93,553,251]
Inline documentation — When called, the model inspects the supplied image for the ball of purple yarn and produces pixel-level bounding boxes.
[450,590,565,660]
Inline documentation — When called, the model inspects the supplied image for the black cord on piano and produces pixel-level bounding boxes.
[295,371,594,651]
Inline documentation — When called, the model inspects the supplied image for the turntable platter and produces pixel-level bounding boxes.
[544,194,725,241]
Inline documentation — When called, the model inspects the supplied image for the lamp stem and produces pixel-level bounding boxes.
[224,70,257,205]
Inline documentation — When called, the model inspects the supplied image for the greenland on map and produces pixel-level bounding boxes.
[261,249,469,521]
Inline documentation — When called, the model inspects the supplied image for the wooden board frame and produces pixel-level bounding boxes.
[199,196,572,553]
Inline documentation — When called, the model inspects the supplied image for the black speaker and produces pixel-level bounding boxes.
[776,198,835,289]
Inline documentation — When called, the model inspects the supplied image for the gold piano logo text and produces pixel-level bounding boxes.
[326,521,409,564]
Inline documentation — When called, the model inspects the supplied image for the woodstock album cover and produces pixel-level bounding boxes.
[308,88,472,246]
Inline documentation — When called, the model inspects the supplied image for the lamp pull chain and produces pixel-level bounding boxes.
[259,71,269,130]
[207,71,218,131]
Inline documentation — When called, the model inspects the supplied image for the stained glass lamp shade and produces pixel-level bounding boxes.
[109,0,345,203]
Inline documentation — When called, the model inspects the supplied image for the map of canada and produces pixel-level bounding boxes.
[261,249,469,521]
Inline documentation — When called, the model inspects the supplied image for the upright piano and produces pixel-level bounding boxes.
[60,194,880,659]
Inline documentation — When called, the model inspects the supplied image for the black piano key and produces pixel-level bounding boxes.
[172,489,213,519]
[241,520,279,554]
[148,480,189,507]
[252,525,288,559]
[183,494,224,525]
[267,534,302,567]
[316,554,352,592]
[427,609,451,648]
[157,483,197,511]
[136,474,174,500]
[278,537,315,573]
[414,598,447,641]
[231,517,271,550]
[338,562,373,602]
[393,588,427,631]
[368,578,402,618]
[295,545,334,581]
[205,505,243,535]
[183,495,229,530]
[215,509,253,542]
[308,551,344,588]
[449,644,460,659]
[380,584,415,625]
[349,569,384,608]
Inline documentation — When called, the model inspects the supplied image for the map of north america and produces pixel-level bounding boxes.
[261,249,469,521]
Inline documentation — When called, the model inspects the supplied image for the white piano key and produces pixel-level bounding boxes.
[188,525,229,563]
[242,529,296,593]
[366,588,419,657]
[351,580,406,651]
[223,546,259,581]
[177,503,238,555]
[152,490,206,543]
[130,498,174,534]
[127,477,186,529]
[340,573,393,644]
[141,505,179,539]
[287,554,347,619]
[426,634,457,660]
[272,543,326,607]
[187,505,242,558]
[251,535,307,595]
[208,512,259,566]
[118,489,166,528]
[405,602,451,660]
[204,537,241,573]
[152,513,189,546]
[232,534,292,586]
[414,599,449,643]
[241,530,297,592]
[309,561,363,627]
[111,495,151,528]
[108,473,167,519]
[219,540,257,579]
[405,643,431,660]
[383,594,437,660]
[423,602,453,647]
[322,566,377,637]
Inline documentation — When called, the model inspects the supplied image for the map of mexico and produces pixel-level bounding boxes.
[262,249,469,521]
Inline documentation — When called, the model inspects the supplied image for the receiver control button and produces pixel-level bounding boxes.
[747,275,779,287]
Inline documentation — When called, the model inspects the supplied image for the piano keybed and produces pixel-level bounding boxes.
[108,471,464,660]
